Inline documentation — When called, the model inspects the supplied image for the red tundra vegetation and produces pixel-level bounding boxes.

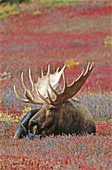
[0,0,112,169]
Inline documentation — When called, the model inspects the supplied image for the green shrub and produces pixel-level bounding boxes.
[0,0,30,4]
[41,0,82,6]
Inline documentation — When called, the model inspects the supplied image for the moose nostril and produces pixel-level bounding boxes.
[32,125,38,134]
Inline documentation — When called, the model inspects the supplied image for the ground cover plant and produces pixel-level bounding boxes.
[0,0,30,4]
[0,0,112,169]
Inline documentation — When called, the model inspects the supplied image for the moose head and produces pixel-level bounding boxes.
[14,62,96,139]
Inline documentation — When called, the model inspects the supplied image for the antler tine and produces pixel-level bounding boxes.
[83,62,95,77]
[29,68,35,90]
[60,65,66,74]
[21,72,35,100]
[41,69,44,77]
[62,71,67,90]
[47,64,50,75]
[24,90,43,104]
[48,80,58,96]
[47,90,54,105]
[83,62,90,76]
[14,85,29,103]
[89,62,95,71]
[56,67,60,72]
[75,68,85,82]
[38,90,50,105]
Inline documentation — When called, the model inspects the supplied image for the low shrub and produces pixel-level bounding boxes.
[0,0,30,4]
[41,0,82,6]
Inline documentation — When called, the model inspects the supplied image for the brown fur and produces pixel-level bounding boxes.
[28,99,96,136]
[14,63,96,138]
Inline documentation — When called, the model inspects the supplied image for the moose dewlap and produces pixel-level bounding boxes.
[14,62,96,139]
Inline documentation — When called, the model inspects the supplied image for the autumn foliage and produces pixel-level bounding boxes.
[0,0,112,169]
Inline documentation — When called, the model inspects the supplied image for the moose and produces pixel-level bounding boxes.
[14,62,96,139]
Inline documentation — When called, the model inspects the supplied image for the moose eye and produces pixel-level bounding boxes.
[49,107,56,112]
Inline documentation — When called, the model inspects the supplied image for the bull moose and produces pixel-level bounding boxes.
[14,62,96,139]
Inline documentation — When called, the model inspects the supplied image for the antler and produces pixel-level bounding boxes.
[46,62,95,105]
[14,65,66,104]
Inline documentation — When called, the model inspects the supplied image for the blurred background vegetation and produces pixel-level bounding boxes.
[0,0,82,4]
[0,0,30,3]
